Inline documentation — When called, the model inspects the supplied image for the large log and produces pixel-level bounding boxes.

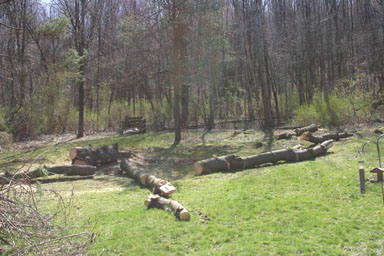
[70,144,119,166]
[299,131,353,144]
[294,124,319,136]
[274,132,293,140]
[120,159,176,196]
[144,194,190,221]
[194,140,334,175]
[0,165,97,184]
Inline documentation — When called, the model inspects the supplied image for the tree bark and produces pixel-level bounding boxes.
[252,0,273,128]
[0,165,97,184]
[70,144,119,166]
[299,131,353,144]
[144,194,190,221]
[294,124,319,136]
[274,132,293,140]
[120,159,176,196]
[194,140,334,175]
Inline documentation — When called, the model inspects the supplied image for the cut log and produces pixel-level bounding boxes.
[274,132,293,140]
[33,175,94,184]
[120,159,176,196]
[144,194,190,221]
[299,131,353,144]
[194,140,334,175]
[0,165,97,184]
[69,144,119,166]
[294,124,319,136]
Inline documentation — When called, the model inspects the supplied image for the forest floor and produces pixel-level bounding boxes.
[1,128,384,255]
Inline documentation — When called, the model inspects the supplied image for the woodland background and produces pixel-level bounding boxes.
[1,0,383,144]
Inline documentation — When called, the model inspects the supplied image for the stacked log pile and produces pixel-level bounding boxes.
[70,144,119,166]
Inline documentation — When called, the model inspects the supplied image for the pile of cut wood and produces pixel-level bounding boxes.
[194,124,354,176]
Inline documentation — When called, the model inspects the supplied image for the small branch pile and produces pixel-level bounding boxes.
[0,175,92,255]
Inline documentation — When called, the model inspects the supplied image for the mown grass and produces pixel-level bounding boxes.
[2,130,384,255]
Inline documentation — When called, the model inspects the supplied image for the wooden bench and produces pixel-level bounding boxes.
[120,116,146,135]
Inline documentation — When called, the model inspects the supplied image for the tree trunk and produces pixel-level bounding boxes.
[144,194,190,221]
[274,132,293,140]
[70,144,119,166]
[299,131,353,144]
[294,124,319,136]
[194,140,334,175]
[77,0,87,138]
[252,0,273,128]
[120,159,176,196]
[0,165,97,184]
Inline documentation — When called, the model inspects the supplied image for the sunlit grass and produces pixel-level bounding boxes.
[2,131,384,255]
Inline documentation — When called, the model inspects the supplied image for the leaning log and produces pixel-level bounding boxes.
[120,159,176,196]
[294,124,319,136]
[194,140,334,175]
[70,144,119,166]
[144,194,190,221]
[299,131,353,144]
[0,165,97,184]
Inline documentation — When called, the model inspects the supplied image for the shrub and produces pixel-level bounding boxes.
[0,131,13,147]
[293,92,371,127]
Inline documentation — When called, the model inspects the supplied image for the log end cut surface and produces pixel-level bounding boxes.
[177,209,190,221]
[194,162,204,176]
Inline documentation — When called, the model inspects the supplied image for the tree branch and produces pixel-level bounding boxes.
[0,22,24,30]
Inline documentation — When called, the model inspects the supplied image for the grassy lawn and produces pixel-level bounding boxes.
[2,130,384,255]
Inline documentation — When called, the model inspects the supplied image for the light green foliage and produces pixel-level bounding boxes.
[0,131,13,147]
[38,17,69,38]
[62,48,87,82]
[0,107,10,133]
[293,92,371,127]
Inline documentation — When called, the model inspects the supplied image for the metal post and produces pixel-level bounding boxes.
[359,161,365,194]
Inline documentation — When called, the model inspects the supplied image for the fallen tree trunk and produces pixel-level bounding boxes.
[194,140,334,175]
[120,159,176,196]
[299,131,353,144]
[294,124,319,136]
[274,132,293,140]
[33,175,94,184]
[144,194,190,221]
[70,144,119,166]
[0,165,97,184]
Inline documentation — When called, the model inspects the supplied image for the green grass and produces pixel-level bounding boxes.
[2,131,384,255]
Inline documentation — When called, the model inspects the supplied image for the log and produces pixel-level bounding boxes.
[120,159,176,196]
[70,144,119,166]
[0,165,97,184]
[294,124,319,136]
[299,131,353,144]
[274,132,293,140]
[144,194,190,221]
[194,140,334,175]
